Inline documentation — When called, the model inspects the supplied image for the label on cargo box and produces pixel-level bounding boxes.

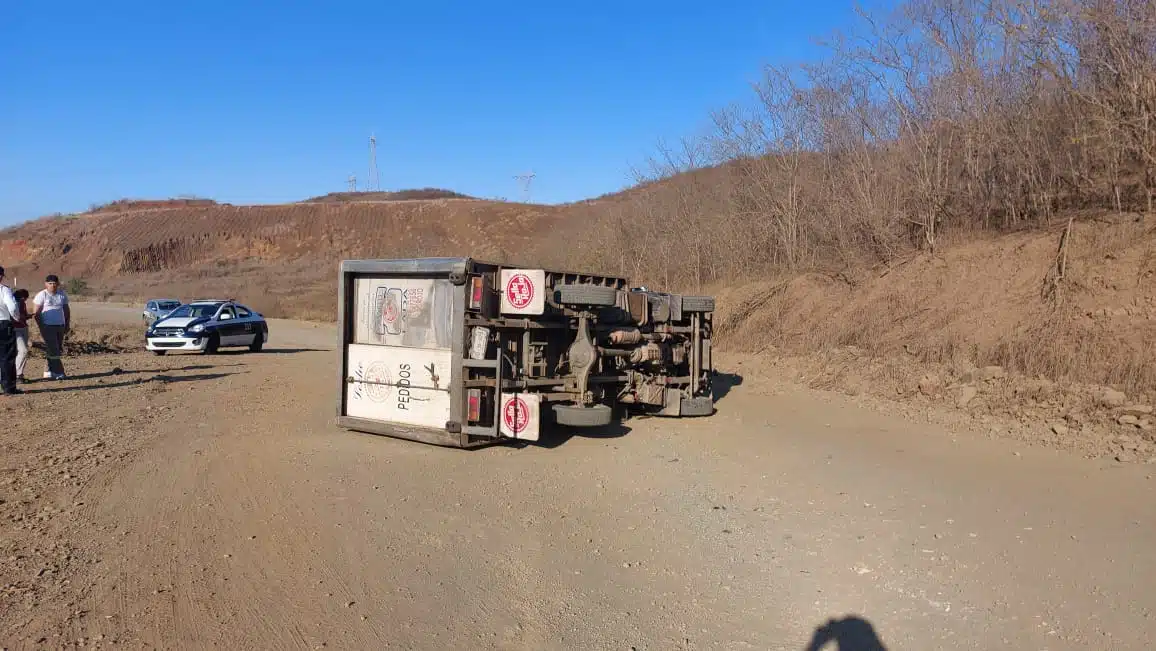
[346,343,452,429]
[499,392,540,441]
[500,269,545,315]
[353,277,453,350]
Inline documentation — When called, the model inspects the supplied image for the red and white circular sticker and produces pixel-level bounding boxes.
[382,297,399,325]
[506,273,535,310]
[503,396,529,434]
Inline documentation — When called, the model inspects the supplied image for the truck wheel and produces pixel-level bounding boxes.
[680,397,714,416]
[553,404,614,427]
[555,284,618,307]
[681,296,715,312]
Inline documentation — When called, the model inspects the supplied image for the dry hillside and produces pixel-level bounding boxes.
[302,188,478,202]
[0,198,569,320]
[712,213,1156,457]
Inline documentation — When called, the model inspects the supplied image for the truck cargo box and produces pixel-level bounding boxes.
[336,257,715,448]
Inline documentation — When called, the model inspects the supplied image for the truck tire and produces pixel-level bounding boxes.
[681,296,715,312]
[553,404,614,427]
[680,397,714,416]
[555,284,618,307]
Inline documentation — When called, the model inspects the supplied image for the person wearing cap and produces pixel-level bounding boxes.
[31,274,70,380]
[0,266,23,394]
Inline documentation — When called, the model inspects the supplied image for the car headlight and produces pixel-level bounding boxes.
[189,324,205,333]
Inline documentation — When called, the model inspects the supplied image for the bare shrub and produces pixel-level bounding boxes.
[65,277,89,296]
[983,316,1156,393]
[566,0,1156,293]
[544,0,1156,397]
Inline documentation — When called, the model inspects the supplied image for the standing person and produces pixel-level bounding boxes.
[31,274,70,380]
[12,289,30,384]
[0,267,23,394]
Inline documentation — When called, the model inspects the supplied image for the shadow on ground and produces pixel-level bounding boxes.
[211,348,330,355]
[389,371,746,452]
[804,616,888,651]
[712,371,744,403]
[525,423,631,450]
[519,379,749,448]
[26,372,240,394]
[66,363,244,381]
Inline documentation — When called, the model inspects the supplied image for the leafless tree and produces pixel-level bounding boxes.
[559,0,1156,292]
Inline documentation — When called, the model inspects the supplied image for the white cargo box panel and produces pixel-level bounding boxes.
[499,392,541,441]
[353,276,454,350]
[345,343,452,430]
[499,269,545,316]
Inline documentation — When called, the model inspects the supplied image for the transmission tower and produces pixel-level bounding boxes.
[513,170,536,203]
[368,132,380,192]
[348,174,357,192]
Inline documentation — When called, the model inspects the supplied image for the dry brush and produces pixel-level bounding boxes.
[566,0,1156,292]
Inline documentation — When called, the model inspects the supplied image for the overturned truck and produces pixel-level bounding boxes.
[336,257,715,447]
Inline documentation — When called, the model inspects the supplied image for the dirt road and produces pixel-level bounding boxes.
[2,303,1153,649]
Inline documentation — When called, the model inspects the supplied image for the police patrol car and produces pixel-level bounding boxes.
[145,299,268,355]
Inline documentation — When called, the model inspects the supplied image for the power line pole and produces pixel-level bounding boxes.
[514,170,535,203]
[368,132,380,192]
[348,174,357,192]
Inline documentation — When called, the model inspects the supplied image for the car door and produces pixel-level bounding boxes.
[233,305,261,344]
[215,305,245,345]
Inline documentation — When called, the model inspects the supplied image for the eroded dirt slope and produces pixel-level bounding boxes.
[713,214,1156,460]
[0,199,569,318]
[5,200,564,275]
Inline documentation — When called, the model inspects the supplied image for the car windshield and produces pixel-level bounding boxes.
[157,301,181,310]
[166,303,221,319]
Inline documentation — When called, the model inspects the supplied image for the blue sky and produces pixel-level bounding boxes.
[0,0,860,224]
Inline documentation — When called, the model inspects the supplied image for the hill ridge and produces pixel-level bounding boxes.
[0,198,573,318]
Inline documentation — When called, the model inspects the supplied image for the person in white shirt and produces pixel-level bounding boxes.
[0,266,23,394]
[31,274,70,380]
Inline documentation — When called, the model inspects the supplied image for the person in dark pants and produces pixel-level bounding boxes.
[0,266,24,395]
[31,274,70,380]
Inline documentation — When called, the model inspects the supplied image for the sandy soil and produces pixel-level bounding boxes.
[1,303,1153,649]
